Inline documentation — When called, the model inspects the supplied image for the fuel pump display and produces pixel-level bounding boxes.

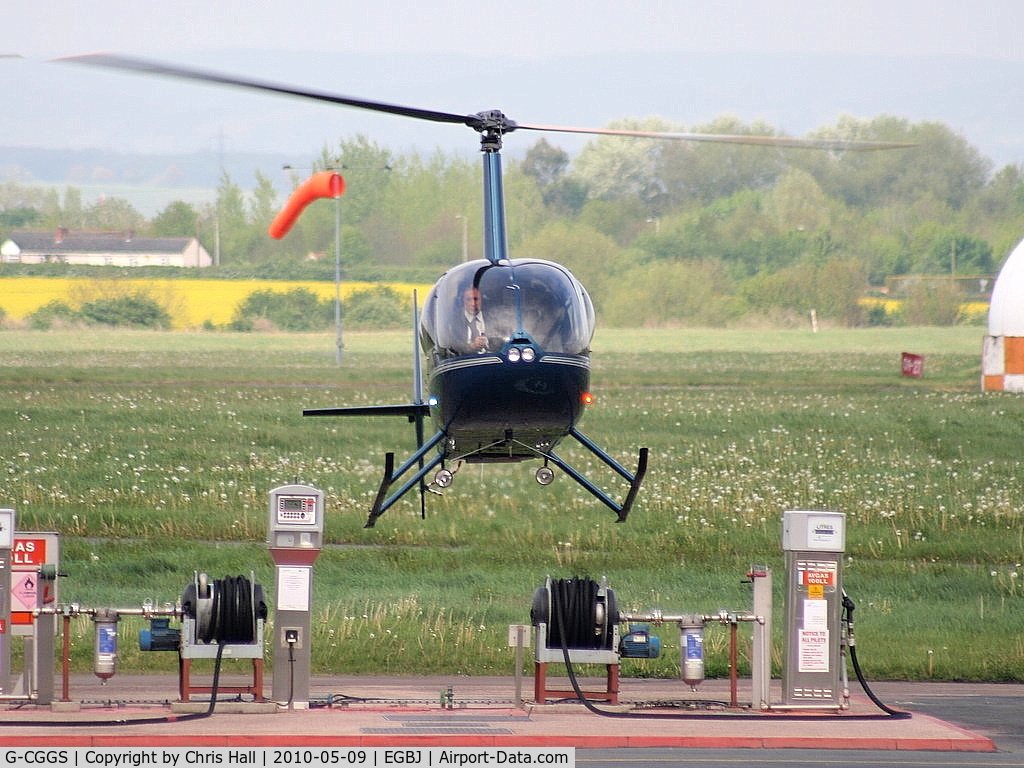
[269,488,322,550]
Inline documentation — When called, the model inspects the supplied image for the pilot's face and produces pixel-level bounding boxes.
[463,289,481,314]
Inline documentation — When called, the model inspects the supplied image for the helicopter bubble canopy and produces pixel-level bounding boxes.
[421,259,596,360]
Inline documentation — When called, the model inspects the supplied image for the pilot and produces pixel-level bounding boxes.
[461,286,491,354]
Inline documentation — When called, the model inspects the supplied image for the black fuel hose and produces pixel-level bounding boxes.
[843,592,911,719]
[0,642,226,727]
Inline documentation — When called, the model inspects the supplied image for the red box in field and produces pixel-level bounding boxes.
[901,352,924,378]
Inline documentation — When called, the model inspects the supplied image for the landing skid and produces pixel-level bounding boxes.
[551,429,649,523]
[363,427,648,527]
[365,431,446,528]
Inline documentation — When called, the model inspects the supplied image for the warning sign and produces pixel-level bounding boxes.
[11,570,39,625]
[11,573,36,611]
[798,629,830,673]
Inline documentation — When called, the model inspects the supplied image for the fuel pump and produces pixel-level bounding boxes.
[10,532,60,703]
[781,510,846,709]
[267,484,324,709]
[0,508,14,694]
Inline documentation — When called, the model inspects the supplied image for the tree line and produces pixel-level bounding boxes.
[3,114,1022,328]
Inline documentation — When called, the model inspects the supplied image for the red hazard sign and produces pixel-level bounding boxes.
[12,538,47,566]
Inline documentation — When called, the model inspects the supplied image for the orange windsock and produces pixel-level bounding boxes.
[268,171,345,239]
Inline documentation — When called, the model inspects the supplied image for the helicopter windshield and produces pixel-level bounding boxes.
[421,259,595,360]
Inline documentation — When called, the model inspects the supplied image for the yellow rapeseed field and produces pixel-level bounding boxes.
[859,296,988,324]
[3,278,988,329]
[0,277,431,328]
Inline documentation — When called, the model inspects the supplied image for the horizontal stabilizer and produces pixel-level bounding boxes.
[304,403,430,419]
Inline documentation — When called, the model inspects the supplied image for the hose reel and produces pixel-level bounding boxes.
[531,575,618,650]
[531,576,619,661]
[530,576,622,705]
[181,573,267,647]
[178,572,267,703]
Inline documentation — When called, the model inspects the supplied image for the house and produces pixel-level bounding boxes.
[0,229,212,268]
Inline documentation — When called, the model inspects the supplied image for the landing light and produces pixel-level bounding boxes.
[433,468,454,488]
[535,466,555,485]
[581,392,594,405]
[506,346,536,363]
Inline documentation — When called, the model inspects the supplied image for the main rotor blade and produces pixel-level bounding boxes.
[517,122,916,151]
[56,53,478,129]
[56,53,914,152]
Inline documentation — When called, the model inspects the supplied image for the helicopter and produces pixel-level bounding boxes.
[61,53,912,528]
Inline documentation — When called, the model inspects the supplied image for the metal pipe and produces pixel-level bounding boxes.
[37,605,181,619]
[44,603,183,702]
[618,610,764,702]
[618,611,710,625]
[334,195,343,364]
[618,611,763,626]
[61,613,70,702]
[730,619,739,707]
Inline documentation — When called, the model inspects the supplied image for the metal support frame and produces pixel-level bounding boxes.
[179,656,263,703]
[534,660,619,706]
[532,623,620,705]
[750,566,773,710]
[179,614,265,702]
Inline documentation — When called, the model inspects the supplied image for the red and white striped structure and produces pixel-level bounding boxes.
[982,236,1024,392]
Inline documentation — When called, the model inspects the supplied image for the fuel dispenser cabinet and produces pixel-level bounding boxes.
[782,510,846,709]
[267,484,324,709]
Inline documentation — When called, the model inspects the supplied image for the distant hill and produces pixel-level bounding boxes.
[0,145,292,189]
[0,146,295,216]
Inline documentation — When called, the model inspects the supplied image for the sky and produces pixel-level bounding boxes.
[7,0,1024,62]
[5,0,1024,196]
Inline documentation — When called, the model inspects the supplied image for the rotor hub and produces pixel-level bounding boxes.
[471,110,519,151]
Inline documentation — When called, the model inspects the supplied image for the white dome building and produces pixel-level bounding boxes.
[982,236,1024,391]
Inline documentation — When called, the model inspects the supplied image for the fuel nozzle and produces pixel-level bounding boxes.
[841,591,856,646]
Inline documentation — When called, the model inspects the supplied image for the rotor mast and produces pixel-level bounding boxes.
[481,149,508,264]
[472,110,517,265]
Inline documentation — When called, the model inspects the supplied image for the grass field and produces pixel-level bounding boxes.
[1,325,1022,682]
